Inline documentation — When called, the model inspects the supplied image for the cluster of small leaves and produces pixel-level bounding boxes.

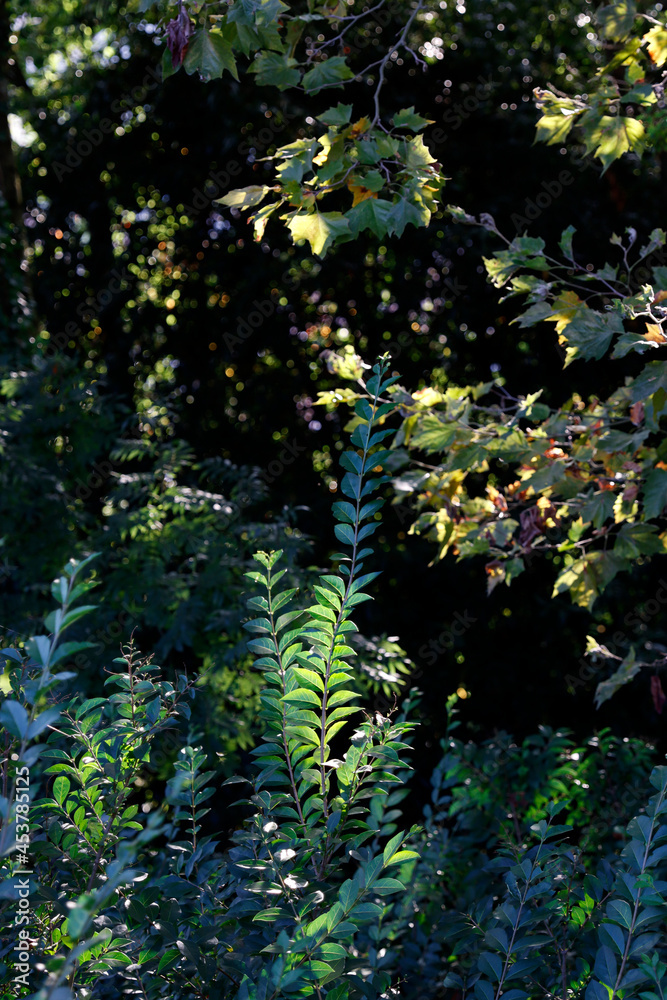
[440,765,667,1000]
[1,505,667,999]
[533,1,667,171]
[417,710,666,999]
[360,698,667,1000]
[374,214,667,706]
[0,556,201,997]
[219,104,444,255]
[217,357,422,997]
[149,0,445,251]
[0,358,428,1000]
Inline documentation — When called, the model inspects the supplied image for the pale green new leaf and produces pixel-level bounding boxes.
[287,211,350,255]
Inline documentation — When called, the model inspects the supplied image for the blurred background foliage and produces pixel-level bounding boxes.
[1,0,666,821]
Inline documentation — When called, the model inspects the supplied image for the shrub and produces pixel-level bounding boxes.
[0,358,666,1000]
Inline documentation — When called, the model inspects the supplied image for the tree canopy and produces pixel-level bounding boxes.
[1,0,667,794]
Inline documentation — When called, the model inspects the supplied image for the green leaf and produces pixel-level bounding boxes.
[373,877,406,894]
[253,907,283,922]
[183,30,239,82]
[479,952,503,982]
[162,45,179,81]
[644,24,667,67]
[535,112,578,146]
[228,0,289,27]
[593,944,618,985]
[552,552,622,610]
[581,491,615,529]
[0,700,29,740]
[287,211,350,255]
[283,688,321,707]
[285,725,320,745]
[404,135,437,169]
[559,225,576,259]
[410,416,458,453]
[333,501,357,523]
[384,849,419,866]
[53,775,71,806]
[393,106,434,130]
[346,198,394,239]
[594,648,640,708]
[26,706,61,739]
[50,641,95,666]
[216,186,272,210]
[614,523,665,558]
[60,605,98,632]
[643,468,667,519]
[2,648,22,664]
[334,523,356,546]
[318,104,353,126]
[387,196,431,237]
[157,948,181,972]
[558,309,623,365]
[597,0,636,40]
[631,361,667,402]
[247,51,300,89]
[588,115,645,173]
[302,57,354,95]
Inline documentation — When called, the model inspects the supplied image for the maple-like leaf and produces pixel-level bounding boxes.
[588,115,645,173]
[286,210,350,255]
[183,29,238,82]
[595,648,640,709]
[543,290,585,336]
[644,24,667,66]
[644,322,667,343]
[347,179,377,207]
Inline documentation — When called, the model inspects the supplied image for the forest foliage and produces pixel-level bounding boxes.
[1,1,667,997]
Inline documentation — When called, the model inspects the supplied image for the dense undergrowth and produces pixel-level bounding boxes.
[1,359,666,1000]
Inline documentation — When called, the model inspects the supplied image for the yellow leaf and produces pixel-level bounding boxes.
[313,134,333,167]
[589,115,645,172]
[412,387,446,406]
[644,24,667,66]
[613,491,638,523]
[347,178,377,207]
[644,322,667,343]
[349,117,370,137]
[543,290,586,335]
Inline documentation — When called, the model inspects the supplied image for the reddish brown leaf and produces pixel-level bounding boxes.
[650,674,666,714]
[166,6,193,69]
[630,401,644,426]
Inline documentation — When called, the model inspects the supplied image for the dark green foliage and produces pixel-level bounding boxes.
[1,359,666,999]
